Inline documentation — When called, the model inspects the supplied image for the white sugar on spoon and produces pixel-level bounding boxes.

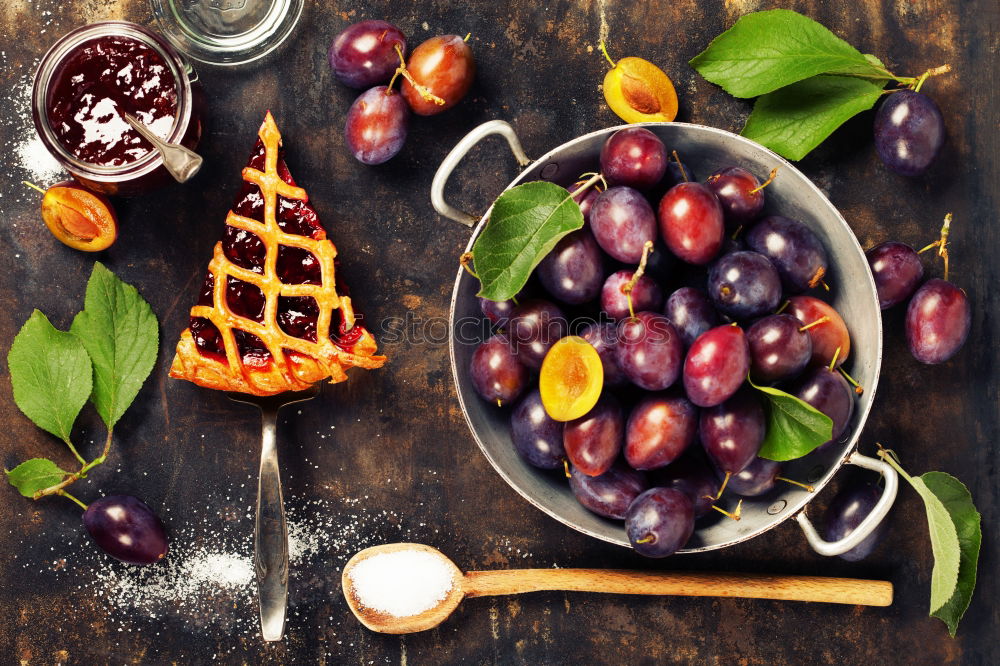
[346,547,456,617]
[343,542,893,635]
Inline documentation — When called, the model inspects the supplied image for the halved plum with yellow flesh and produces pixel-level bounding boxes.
[40,181,118,251]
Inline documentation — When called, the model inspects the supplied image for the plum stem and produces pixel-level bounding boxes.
[575,171,607,193]
[918,212,952,281]
[60,490,88,511]
[671,151,689,183]
[776,476,814,492]
[704,471,731,501]
[459,252,479,279]
[711,499,743,521]
[838,367,864,394]
[623,241,654,319]
[388,44,445,105]
[562,172,606,217]
[749,167,780,194]
[63,437,87,467]
[79,429,114,476]
[22,180,46,195]
[799,316,830,333]
[911,64,952,93]
[775,300,790,315]
[598,40,616,68]
[563,459,572,479]
[828,346,842,372]
[32,429,115,501]
[808,266,827,290]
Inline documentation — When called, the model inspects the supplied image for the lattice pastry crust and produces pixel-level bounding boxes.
[170,112,385,395]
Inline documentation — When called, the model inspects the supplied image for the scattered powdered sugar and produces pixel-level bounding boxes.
[3,71,67,192]
[76,495,343,627]
[16,133,64,183]
[13,485,424,657]
[1,11,66,195]
[348,549,456,618]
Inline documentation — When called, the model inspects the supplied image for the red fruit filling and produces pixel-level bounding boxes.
[277,296,319,342]
[277,245,321,284]
[234,329,272,368]
[190,317,226,363]
[277,196,323,238]
[223,226,266,273]
[225,277,266,322]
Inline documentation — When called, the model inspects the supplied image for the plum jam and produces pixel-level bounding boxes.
[33,22,202,195]
[47,35,177,167]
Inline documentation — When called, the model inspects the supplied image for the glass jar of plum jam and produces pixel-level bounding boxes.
[32,22,203,195]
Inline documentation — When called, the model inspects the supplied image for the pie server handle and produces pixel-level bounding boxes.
[255,405,289,641]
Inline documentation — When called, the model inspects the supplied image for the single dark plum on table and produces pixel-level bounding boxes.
[906,278,971,364]
[707,250,782,320]
[510,389,565,469]
[747,313,812,384]
[537,229,604,305]
[745,216,829,293]
[683,324,750,408]
[874,90,945,177]
[83,495,168,565]
[866,241,924,309]
[507,299,568,369]
[328,20,407,88]
[794,366,855,445]
[579,321,627,386]
[469,333,528,406]
[626,487,695,558]
[824,481,889,562]
[600,127,667,190]
[344,87,409,165]
[616,312,683,391]
[589,186,658,263]
[704,166,765,226]
[601,270,664,320]
[569,462,648,520]
[564,394,625,477]
[657,182,724,265]
[625,391,697,470]
[664,287,720,349]
[401,35,475,115]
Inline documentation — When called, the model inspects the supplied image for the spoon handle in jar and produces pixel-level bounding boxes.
[462,569,892,607]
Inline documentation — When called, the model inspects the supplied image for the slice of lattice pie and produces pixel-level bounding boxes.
[170,112,385,395]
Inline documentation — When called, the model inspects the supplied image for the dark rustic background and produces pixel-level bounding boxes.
[1,1,996,663]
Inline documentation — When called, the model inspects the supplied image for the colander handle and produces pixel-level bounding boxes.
[796,451,898,557]
[431,120,531,227]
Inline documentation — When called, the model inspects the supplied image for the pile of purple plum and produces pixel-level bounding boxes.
[467,127,883,558]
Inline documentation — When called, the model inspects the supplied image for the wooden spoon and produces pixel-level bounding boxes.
[342,543,894,634]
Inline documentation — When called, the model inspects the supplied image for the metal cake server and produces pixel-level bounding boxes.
[228,385,320,641]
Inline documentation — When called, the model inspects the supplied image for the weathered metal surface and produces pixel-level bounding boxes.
[0,1,996,664]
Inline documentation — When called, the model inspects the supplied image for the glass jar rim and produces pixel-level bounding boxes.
[31,21,194,183]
